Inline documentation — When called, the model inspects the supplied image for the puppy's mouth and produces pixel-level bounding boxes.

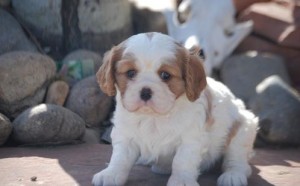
[123,100,170,115]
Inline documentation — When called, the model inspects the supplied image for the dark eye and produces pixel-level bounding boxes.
[126,69,136,79]
[160,71,171,81]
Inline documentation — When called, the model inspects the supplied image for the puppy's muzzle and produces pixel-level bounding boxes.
[140,87,152,101]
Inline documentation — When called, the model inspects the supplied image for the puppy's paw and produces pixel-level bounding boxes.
[217,171,247,186]
[92,168,127,186]
[167,175,199,186]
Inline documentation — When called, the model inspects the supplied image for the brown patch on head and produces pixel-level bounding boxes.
[146,32,154,40]
[175,43,207,102]
[96,42,125,96]
[115,53,138,96]
[158,63,185,98]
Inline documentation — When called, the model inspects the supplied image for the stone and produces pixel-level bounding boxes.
[65,76,113,128]
[45,81,69,106]
[131,5,168,34]
[83,128,101,144]
[12,0,63,58]
[12,0,132,58]
[12,104,86,145]
[0,113,12,145]
[0,51,56,119]
[60,49,103,85]
[0,0,10,7]
[0,8,37,55]
[239,1,300,49]
[221,51,291,103]
[249,75,300,145]
[78,0,133,53]
[63,49,103,72]
[236,35,300,92]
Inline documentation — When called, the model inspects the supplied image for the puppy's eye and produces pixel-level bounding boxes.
[126,69,136,79]
[160,71,171,81]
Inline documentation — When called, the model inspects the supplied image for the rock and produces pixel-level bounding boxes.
[0,8,37,55]
[83,128,101,144]
[0,0,10,7]
[249,75,300,145]
[12,104,86,145]
[65,76,113,128]
[12,0,63,58]
[60,49,103,85]
[78,0,132,53]
[45,81,69,106]
[12,0,132,58]
[0,113,12,145]
[63,49,103,72]
[236,35,300,92]
[0,51,56,119]
[131,6,168,34]
[221,51,291,103]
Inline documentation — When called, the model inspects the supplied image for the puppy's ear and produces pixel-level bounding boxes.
[96,45,124,96]
[178,45,207,102]
[185,54,207,101]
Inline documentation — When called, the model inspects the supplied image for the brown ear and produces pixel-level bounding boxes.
[184,50,207,102]
[96,45,124,96]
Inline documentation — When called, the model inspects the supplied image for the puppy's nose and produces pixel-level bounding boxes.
[140,88,152,101]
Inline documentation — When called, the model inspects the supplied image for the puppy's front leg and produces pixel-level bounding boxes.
[167,143,202,186]
[92,141,139,186]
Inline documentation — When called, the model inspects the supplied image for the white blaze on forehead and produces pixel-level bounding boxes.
[123,33,177,70]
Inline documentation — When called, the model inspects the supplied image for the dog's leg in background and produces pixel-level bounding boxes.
[217,111,257,186]
[167,142,204,186]
[92,141,139,186]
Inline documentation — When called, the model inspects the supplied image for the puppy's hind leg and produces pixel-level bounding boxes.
[217,111,257,186]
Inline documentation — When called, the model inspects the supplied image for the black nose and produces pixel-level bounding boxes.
[140,88,152,101]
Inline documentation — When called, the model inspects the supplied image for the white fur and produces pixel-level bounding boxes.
[93,33,257,186]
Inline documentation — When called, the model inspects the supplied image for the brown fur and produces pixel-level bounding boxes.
[175,45,207,102]
[225,121,241,147]
[158,63,185,99]
[115,55,137,97]
[96,43,125,96]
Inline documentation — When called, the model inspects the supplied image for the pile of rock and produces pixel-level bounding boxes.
[0,4,115,145]
[221,51,300,146]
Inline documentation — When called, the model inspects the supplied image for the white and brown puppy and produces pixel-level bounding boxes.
[93,32,257,186]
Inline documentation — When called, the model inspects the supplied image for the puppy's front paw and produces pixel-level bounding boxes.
[217,171,247,186]
[167,175,199,186]
[92,168,128,186]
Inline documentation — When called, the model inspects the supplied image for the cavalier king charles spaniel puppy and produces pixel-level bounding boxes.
[92,32,257,186]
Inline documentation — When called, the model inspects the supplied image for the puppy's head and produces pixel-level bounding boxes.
[97,32,206,115]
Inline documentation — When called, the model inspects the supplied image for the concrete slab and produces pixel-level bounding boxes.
[0,144,299,186]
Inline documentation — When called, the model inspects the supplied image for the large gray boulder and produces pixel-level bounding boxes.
[0,51,56,119]
[249,75,300,146]
[0,8,37,55]
[12,104,86,145]
[221,51,291,103]
[11,0,62,57]
[65,76,113,128]
[12,0,132,57]
[0,113,12,145]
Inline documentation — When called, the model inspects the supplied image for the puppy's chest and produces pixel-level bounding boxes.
[133,118,180,162]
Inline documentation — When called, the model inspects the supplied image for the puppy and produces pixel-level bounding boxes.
[93,32,257,186]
